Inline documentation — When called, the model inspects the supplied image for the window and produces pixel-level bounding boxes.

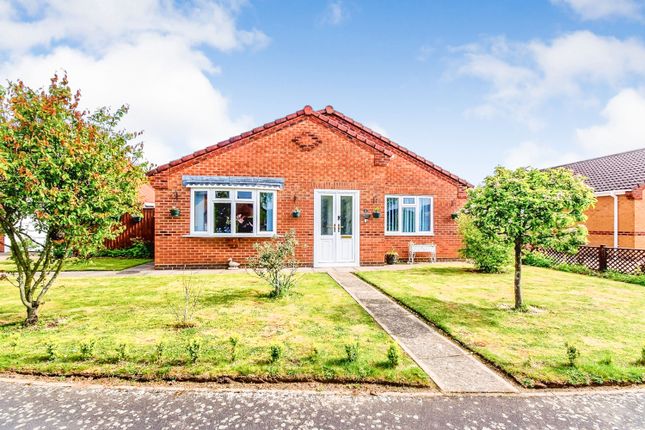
[384,195,433,235]
[193,191,208,232]
[190,188,277,236]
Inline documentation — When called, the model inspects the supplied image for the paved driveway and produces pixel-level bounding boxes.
[0,379,643,429]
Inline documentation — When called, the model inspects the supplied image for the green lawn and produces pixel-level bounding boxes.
[0,257,152,272]
[358,264,645,387]
[0,273,427,386]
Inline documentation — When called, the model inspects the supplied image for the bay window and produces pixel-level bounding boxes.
[385,195,433,235]
[190,188,277,237]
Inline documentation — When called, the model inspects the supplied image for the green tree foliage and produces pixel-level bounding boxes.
[458,214,512,273]
[462,167,595,309]
[0,74,148,325]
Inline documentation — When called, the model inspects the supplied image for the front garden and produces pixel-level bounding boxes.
[358,263,645,387]
[0,272,428,386]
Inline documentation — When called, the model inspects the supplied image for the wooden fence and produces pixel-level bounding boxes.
[541,245,645,274]
[104,207,155,250]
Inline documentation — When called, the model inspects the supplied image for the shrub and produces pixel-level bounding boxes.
[270,345,283,363]
[229,337,239,363]
[79,339,96,360]
[599,354,613,366]
[565,342,580,367]
[187,339,201,364]
[154,342,165,364]
[248,230,299,298]
[97,238,153,258]
[345,342,359,363]
[639,346,645,366]
[458,215,512,273]
[116,343,127,362]
[386,344,400,368]
[522,251,555,268]
[45,342,56,362]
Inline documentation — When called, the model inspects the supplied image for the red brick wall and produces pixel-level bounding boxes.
[585,194,645,248]
[150,116,468,268]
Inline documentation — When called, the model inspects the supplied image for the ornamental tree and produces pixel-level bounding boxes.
[0,74,148,325]
[462,166,595,309]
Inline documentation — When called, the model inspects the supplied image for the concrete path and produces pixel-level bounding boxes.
[0,379,643,430]
[328,270,517,393]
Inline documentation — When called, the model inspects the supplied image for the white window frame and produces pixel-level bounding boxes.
[384,195,434,236]
[188,188,278,238]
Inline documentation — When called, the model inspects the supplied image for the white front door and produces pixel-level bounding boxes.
[314,190,360,267]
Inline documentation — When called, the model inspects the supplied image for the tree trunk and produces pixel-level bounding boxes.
[514,239,523,309]
[24,303,39,326]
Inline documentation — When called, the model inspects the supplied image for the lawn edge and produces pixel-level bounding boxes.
[2,369,431,389]
[354,271,645,390]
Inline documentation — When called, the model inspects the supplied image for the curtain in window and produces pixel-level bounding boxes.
[259,192,274,232]
[214,202,231,233]
[402,207,416,233]
[419,198,431,232]
[386,197,399,232]
[193,191,207,232]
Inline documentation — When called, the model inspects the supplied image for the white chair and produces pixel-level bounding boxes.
[408,242,437,264]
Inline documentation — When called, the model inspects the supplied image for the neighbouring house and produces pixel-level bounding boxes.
[147,105,471,268]
[551,148,645,248]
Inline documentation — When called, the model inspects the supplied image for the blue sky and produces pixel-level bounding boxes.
[1,0,645,183]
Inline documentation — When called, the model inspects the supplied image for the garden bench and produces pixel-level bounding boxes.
[408,242,436,264]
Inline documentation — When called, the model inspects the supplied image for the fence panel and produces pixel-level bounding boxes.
[540,245,645,274]
[104,207,155,250]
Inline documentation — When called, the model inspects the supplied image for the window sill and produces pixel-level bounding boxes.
[183,233,276,239]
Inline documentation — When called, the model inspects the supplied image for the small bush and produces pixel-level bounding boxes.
[270,345,283,363]
[638,346,645,366]
[599,354,613,366]
[565,342,580,367]
[79,339,96,360]
[96,238,152,258]
[154,342,165,363]
[116,343,127,362]
[345,342,359,363]
[248,230,298,298]
[386,344,400,368]
[168,271,201,328]
[187,339,201,364]
[308,347,320,363]
[229,337,239,363]
[458,215,512,273]
[45,342,56,361]
[522,251,555,268]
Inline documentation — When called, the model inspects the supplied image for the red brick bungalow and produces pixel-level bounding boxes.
[147,105,471,268]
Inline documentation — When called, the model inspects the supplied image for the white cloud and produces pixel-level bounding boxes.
[320,1,348,26]
[551,0,642,20]
[504,141,580,169]
[0,0,269,166]
[576,88,645,154]
[0,0,269,55]
[456,31,645,126]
